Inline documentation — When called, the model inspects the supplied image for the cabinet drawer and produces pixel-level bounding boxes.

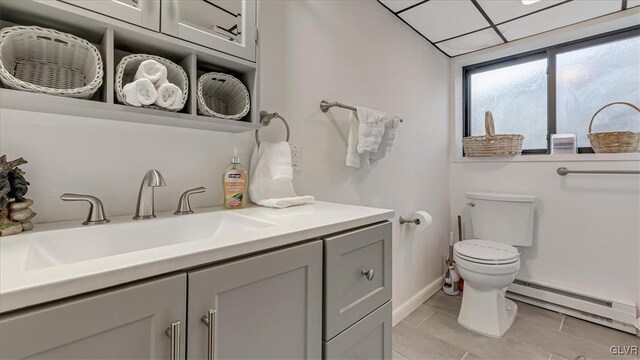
[323,301,392,360]
[324,221,392,340]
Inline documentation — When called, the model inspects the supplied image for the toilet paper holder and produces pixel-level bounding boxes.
[399,216,421,225]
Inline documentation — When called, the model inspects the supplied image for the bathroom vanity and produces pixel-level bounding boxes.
[0,202,393,359]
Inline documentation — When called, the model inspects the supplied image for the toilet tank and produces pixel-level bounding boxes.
[466,192,536,247]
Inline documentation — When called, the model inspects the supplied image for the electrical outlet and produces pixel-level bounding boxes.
[291,144,301,172]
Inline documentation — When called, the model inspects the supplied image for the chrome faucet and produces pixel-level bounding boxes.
[174,187,206,215]
[60,193,110,225]
[133,169,166,220]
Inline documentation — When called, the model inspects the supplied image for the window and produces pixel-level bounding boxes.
[464,27,640,154]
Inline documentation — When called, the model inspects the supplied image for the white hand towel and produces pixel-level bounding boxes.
[346,111,360,168]
[134,60,168,86]
[356,107,385,154]
[370,115,400,160]
[154,83,183,110]
[122,78,157,106]
[266,141,293,181]
[249,142,314,208]
[257,196,316,209]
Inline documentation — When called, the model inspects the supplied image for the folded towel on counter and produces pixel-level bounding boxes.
[257,196,316,209]
[154,83,183,110]
[369,115,400,161]
[134,59,167,86]
[249,142,314,208]
[122,78,157,106]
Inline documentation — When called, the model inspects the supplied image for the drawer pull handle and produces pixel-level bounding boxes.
[164,320,180,360]
[201,309,216,360]
[361,269,375,281]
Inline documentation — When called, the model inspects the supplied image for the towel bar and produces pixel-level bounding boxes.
[557,167,640,175]
[320,99,403,122]
[255,111,290,146]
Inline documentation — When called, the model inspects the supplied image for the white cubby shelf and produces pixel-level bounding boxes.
[0,0,260,134]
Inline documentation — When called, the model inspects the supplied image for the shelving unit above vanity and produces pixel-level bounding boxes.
[0,0,260,133]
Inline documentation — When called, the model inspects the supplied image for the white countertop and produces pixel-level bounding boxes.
[0,201,393,313]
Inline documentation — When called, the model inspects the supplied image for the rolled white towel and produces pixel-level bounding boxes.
[122,78,157,106]
[134,60,167,86]
[154,83,183,110]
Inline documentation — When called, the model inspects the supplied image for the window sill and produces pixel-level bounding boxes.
[450,152,640,163]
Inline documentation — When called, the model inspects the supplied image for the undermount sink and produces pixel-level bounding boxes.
[24,212,276,270]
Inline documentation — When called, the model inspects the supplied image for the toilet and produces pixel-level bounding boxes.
[453,192,536,338]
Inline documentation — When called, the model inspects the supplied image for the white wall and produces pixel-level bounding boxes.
[0,109,256,223]
[257,0,451,320]
[0,1,451,321]
[448,11,640,307]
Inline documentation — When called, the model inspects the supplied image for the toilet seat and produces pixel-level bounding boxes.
[454,239,519,265]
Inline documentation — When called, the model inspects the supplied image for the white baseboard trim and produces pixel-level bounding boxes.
[392,276,443,326]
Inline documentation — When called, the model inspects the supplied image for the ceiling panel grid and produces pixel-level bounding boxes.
[378,0,635,57]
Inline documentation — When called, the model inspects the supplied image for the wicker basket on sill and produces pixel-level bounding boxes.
[588,102,640,153]
[462,111,525,157]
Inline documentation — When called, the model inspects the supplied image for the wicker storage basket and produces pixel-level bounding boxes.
[588,102,640,153]
[0,26,103,99]
[115,54,188,112]
[197,72,250,120]
[463,111,525,157]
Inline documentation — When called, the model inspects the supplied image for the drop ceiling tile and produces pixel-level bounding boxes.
[399,0,490,42]
[476,0,567,24]
[437,28,504,56]
[497,0,622,41]
[379,0,425,13]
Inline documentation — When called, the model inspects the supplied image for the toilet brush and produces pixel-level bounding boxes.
[443,231,460,295]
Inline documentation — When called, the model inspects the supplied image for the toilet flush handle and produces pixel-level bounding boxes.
[466,202,475,207]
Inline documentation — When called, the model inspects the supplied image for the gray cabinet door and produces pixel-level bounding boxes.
[187,240,322,359]
[324,222,392,340]
[160,0,256,61]
[323,302,392,360]
[60,0,160,30]
[0,274,187,359]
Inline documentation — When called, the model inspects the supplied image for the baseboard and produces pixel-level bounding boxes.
[392,276,443,326]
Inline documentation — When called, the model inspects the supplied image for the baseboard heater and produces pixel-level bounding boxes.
[507,279,638,335]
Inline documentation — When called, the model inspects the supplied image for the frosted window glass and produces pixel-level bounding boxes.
[470,59,548,150]
[557,36,640,147]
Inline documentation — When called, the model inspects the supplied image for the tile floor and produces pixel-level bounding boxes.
[393,291,640,360]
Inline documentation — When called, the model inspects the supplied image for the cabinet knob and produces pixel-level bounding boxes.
[361,269,374,281]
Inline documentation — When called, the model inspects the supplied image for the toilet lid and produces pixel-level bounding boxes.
[454,240,519,263]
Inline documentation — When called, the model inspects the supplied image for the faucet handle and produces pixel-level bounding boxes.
[60,193,110,225]
[174,187,206,215]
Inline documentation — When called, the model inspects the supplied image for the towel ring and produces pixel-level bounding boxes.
[255,111,291,146]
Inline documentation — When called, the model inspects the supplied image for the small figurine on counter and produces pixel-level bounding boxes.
[0,155,36,236]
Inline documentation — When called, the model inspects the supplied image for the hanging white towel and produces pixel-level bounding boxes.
[154,83,183,110]
[356,107,385,154]
[134,60,168,86]
[249,142,314,208]
[122,78,157,106]
[265,141,294,180]
[346,106,387,168]
[369,115,400,160]
[346,110,361,168]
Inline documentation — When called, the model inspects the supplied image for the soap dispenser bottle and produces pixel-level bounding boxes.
[222,149,248,209]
